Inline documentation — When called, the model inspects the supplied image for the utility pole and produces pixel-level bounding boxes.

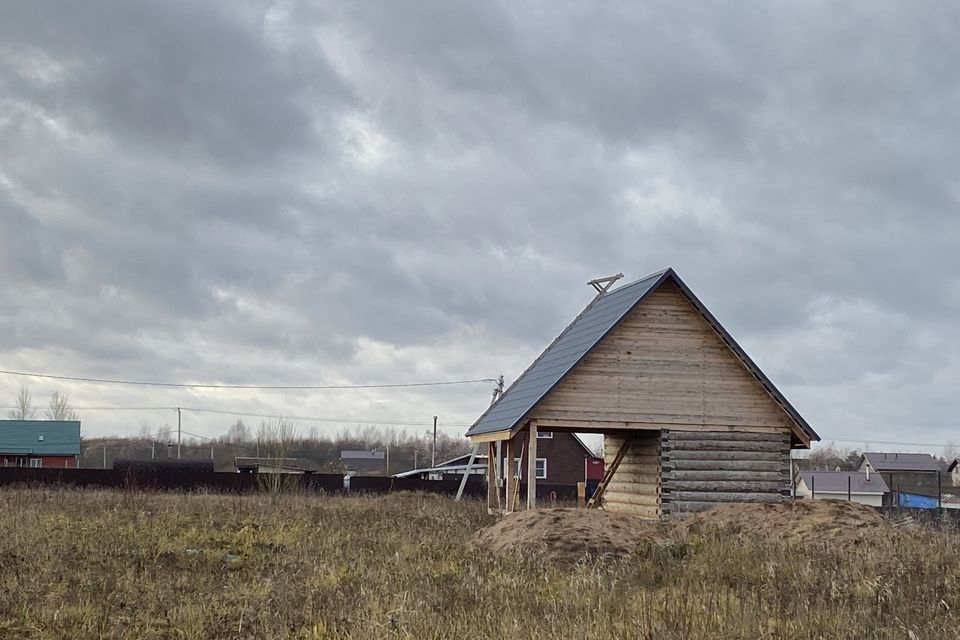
[102,446,107,469]
[385,442,390,475]
[176,407,182,460]
[151,441,156,459]
[432,416,438,468]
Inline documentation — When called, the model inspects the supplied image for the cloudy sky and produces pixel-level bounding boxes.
[2,1,959,451]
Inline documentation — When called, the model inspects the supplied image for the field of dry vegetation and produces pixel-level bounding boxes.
[1,488,960,639]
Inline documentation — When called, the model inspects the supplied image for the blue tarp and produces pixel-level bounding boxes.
[898,492,940,509]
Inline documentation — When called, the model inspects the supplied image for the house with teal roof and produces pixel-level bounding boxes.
[0,420,81,468]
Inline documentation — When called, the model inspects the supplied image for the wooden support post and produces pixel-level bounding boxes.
[486,442,497,512]
[495,441,502,512]
[455,443,480,501]
[577,482,586,508]
[587,437,631,509]
[505,436,516,513]
[527,422,538,510]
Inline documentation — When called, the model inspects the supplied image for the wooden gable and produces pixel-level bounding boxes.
[529,279,802,440]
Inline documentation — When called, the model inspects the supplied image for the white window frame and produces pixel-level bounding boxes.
[29,458,42,468]
[537,431,553,439]
[535,458,547,479]
[503,457,522,478]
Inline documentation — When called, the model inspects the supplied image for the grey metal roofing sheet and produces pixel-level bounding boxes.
[466,267,819,442]
[799,471,889,494]
[862,452,944,472]
[0,420,80,456]
[466,270,669,436]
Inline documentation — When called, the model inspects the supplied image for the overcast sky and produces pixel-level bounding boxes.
[2,2,959,452]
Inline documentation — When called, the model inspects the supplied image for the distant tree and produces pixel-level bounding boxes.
[8,386,36,420]
[45,390,79,421]
[156,423,173,443]
[225,419,250,444]
[808,442,857,471]
[944,443,960,464]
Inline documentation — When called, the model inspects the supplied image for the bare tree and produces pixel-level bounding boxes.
[45,390,79,421]
[256,418,300,499]
[944,443,960,463]
[8,386,36,420]
[225,419,250,444]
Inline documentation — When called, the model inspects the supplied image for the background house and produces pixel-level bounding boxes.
[395,433,604,486]
[340,450,386,475]
[234,457,316,474]
[795,470,889,507]
[0,420,81,468]
[494,431,602,486]
[859,452,945,498]
[393,452,489,480]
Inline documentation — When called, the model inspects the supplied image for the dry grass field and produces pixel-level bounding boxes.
[1,488,959,639]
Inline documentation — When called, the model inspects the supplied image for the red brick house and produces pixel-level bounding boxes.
[0,420,81,468]
[495,431,602,485]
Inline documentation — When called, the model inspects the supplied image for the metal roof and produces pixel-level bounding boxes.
[0,420,80,456]
[466,269,669,436]
[862,452,944,472]
[798,471,889,494]
[340,450,385,460]
[466,267,819,442]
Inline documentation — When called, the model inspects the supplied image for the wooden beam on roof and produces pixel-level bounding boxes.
[469,429,513,443]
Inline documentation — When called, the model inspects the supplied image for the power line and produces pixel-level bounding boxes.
[0,369,496,390]
[0,405,173,412]
[180,406,472,427]
[0,404,472,428]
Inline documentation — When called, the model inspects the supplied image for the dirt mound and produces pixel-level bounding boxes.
[473,500,892,560]
[680,499,891,545]
[472,508,670,560]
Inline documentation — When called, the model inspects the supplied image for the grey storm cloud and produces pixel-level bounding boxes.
[2,0,960,448]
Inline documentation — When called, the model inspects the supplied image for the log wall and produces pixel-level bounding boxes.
[660,429,791,517]
[603,431,660,519]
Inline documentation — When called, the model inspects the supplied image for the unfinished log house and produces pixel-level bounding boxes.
[466,268,819,518]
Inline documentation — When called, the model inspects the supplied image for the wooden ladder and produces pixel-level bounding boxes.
[586,438,630,509]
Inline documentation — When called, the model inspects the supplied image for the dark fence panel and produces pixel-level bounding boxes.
[0,467,346,494]
[0,467,577,502]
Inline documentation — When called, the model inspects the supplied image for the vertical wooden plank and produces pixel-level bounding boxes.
[527,422,538,510]
[486,442,497,512]
[495,440,503,511]
[505,436,516,513]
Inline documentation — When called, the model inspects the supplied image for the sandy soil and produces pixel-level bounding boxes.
[680,499,890,545]
[472,507,672,560]
[473,499,891,560]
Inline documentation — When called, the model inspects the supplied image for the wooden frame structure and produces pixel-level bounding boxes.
[467,268,819,517]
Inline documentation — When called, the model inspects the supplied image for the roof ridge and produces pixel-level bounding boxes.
[605,267,672,294]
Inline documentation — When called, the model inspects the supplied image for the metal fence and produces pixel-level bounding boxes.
[0,467,547,498]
